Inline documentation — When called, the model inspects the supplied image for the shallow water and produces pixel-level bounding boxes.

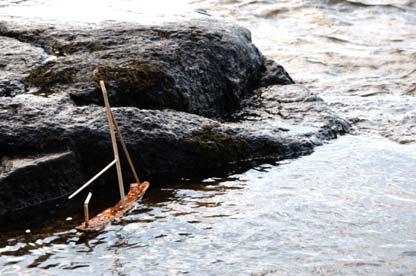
[195,0,416,143]
[1,135,415,275]
[1,0,416,275]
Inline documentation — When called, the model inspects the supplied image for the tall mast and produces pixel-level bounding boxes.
[100,80,125,205]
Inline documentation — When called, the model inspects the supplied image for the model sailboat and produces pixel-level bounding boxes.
[68,80,149,232]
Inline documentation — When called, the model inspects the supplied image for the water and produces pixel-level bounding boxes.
[1,0,416,275]
[1,136,415,275]
[195,0,416,143]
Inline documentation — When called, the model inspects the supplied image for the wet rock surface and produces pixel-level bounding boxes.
[0,17,349,214]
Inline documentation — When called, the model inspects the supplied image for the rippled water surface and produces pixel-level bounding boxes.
[1,136,415,275]
[195,0,416,143]
[1,0,416,275]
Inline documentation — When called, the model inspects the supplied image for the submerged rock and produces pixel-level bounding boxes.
[0,17,349,214]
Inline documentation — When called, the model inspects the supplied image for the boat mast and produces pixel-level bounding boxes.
[100,80,125,205]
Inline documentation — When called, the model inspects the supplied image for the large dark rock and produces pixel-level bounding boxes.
[0,17,349,214]
[0,18,293,117]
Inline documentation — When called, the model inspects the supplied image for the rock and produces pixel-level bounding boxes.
[0,151,83,215]
[0,18,292,117]
[237,84,349,134]
[0,85,349,214]
[0,17,349,214]
[258,58,294,87]
[0,36,46,97]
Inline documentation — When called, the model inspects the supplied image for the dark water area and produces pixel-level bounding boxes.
[1,0,416,275]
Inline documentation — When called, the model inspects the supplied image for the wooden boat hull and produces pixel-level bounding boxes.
[76,181,149,232]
